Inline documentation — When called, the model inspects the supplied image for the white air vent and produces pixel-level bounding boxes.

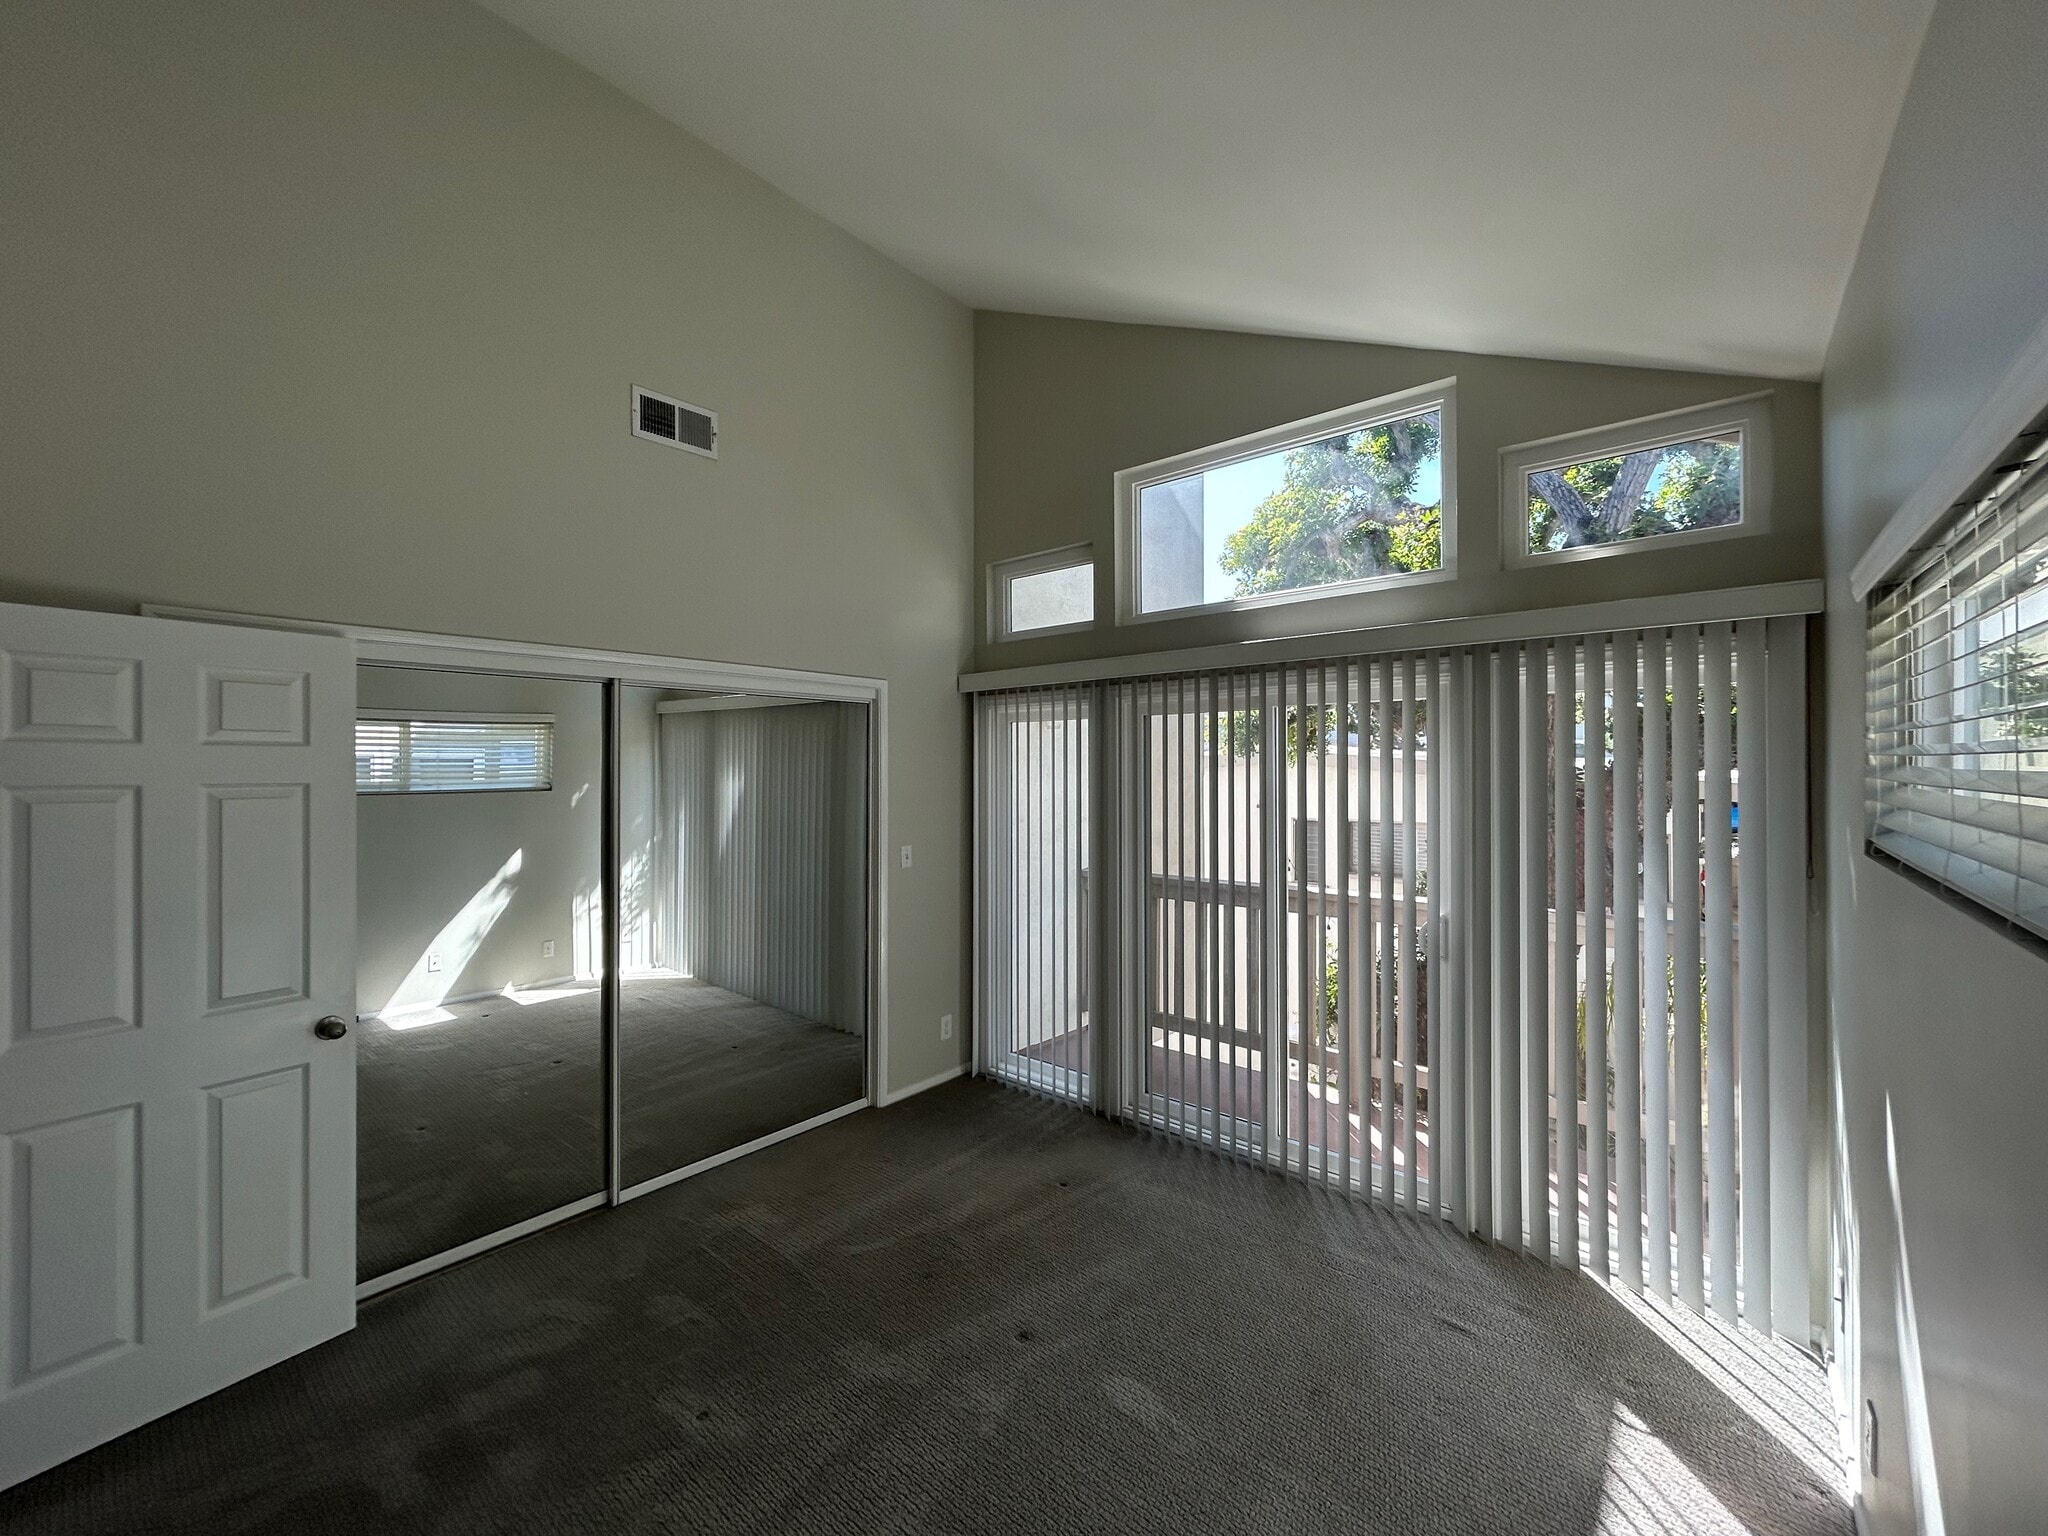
[631,385,717,458]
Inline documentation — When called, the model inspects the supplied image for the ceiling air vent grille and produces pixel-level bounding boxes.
[631,385,718,458]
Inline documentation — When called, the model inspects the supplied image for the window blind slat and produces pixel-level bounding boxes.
[1643,630,1674,1302]
[1869,437,2048,944]
[1519,640,1547,1259]
[1703,622,1738,1321]
[1553,636,1580,1269]
[1613,631,1644,1293]
[354,718,554,794]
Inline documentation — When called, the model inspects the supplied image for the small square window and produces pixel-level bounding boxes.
[992,548,1096,641]
[1502,393,1771,566]
[1116,381,1456,623]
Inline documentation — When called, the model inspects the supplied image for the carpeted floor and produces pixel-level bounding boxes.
[359,976,866,1279]
[2,1079,1844,1535]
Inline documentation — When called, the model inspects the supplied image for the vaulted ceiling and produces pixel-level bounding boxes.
[479,0,1934,378]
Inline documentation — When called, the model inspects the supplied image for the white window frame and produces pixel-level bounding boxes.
[1114,378,1458,627]
[990,544,1097,642]
[1500,391,1773,569]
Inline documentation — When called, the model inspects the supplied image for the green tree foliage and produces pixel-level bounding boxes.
[1209,699,1428,761]
[1218,415,1443,597]
[1528,434,1740,554]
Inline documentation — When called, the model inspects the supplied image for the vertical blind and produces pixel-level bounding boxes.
[657,704,861,1027]
[975,618,1813,1341]
[1867,437,2048,941]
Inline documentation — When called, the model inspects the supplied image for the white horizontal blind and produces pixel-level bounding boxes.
[1867,440,2048,941]
[354,717,553,793]
[975,617,1812,1342]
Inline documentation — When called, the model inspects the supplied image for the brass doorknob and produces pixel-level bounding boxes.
[314,1016,349,1040]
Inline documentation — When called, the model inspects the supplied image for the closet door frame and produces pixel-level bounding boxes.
[145,607,889,1282]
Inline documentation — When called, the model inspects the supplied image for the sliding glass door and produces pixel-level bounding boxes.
[974,617,1814,1342]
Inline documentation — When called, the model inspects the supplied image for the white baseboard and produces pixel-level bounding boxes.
[879,1064,968,1106]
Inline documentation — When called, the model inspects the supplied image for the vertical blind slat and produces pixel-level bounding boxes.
[1585,634,1611,1281]
[1736,621,1774,1332]
[1671,630,1707,1312]
[1704,624,1738,1321]
[1553,636,1581,1269]
[1644,631,1674,1302]
[1766,617,1813,1343]
[1613,632,1644,1293]
[1401,653,1421,1210]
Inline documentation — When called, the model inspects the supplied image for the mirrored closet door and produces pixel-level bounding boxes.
[354,662,873,1289]
[354,665,607,1284]
[617,688,871,1192]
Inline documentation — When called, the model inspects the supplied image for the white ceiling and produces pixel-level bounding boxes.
[479,0,1934,378]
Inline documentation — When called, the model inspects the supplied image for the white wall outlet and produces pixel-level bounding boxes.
[542,940,556,959]
[939,1013,954,1041]
[426,952,442,974]
[900,844,914,869]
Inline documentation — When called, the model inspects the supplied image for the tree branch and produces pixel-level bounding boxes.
[1531,469,1597,546]
[1600,449,1663,535]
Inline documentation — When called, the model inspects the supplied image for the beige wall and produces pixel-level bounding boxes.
[973,312,1821,672]
[0,0,974,1091]
[1819,0,2048,1528]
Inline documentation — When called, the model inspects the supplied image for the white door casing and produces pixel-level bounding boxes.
[0,602,355,1490]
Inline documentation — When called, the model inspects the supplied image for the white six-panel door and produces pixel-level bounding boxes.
[0,602,355,1490]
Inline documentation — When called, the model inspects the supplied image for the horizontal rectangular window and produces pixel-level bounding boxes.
[1503,393,1771,566]
[991,547,1095,641]
[1117,382,1454,623]
[1867,420,2048,943]
[356,714,555,794]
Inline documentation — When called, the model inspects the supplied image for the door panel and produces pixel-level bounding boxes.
[7,1104,141,1388]
[203,1065,309,1311]
[11,787,140,1041]
[0,601,354,1491]
[206,785,309,1010]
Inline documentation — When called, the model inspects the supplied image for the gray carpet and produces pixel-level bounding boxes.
[359,976,866,1279]
[1,1080,1846,1535]
[618,977,867,1190]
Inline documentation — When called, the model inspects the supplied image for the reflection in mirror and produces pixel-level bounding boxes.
[354,665,606,1282]
[619,688,869,1188]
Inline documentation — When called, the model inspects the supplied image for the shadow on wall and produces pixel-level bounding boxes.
[381,848,523,1015]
